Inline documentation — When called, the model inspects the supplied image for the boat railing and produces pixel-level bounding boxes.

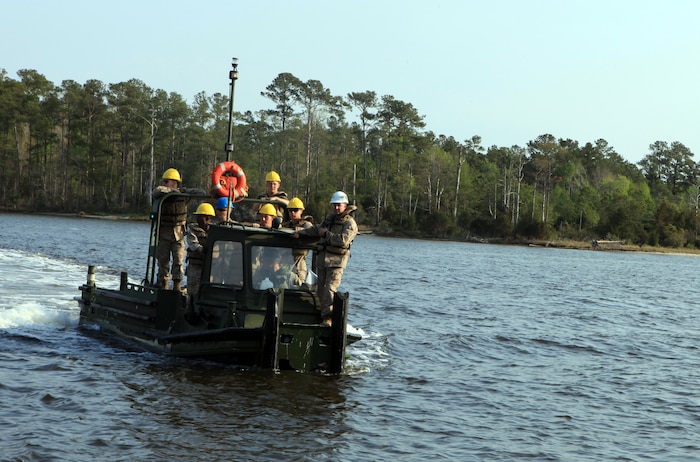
[145,191,211,286]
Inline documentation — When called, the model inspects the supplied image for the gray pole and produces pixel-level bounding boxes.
[224,58,239,162]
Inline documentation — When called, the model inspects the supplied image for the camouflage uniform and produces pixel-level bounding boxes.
[282,216,314,286]
[153,185,188,289]
[298,206,358,318]
[185,222,208,308]
[257,191,288,217]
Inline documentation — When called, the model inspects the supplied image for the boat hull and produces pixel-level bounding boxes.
[78,259,357,373]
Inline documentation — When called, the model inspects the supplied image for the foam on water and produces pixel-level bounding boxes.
[346,328,390,374]
[0,249,115,330]
[0,300,78,329]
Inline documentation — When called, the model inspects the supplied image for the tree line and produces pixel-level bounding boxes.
[1,67,698,248]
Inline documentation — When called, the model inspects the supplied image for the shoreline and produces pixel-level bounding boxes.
[4,208,700,256]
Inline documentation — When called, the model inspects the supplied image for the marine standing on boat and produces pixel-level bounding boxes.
[185,202,215,316]
[152,168,188,291]
[292,191,358,326]
[152,168,207,290]
[253,171,289,217]
[283,197,314,286]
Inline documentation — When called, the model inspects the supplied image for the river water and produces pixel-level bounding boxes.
[2,212,700,461]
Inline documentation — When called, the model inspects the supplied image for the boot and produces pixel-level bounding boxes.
[157,275,170,289]
[184,297,197,324]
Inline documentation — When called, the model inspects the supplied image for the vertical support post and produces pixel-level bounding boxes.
[329,292,349,374]
[262,289,281,371]
[87,265,96,287]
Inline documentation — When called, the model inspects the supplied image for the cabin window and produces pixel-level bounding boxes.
[209,240,243,286]
[251,245,314,290]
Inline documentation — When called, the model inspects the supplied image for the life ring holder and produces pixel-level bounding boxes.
[211,161,248,200]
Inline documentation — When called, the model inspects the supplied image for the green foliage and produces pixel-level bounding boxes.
[416,209,455,239]
[0,68,699,249]
[515,216,551,240]
[594,175,656,244]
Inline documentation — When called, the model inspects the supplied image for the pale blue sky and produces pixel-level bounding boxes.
[4,0,699,164]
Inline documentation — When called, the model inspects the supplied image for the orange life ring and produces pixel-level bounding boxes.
[211,161,248,200]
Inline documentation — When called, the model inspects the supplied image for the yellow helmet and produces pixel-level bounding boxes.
[265,171,281,182]
[259,203,277,216]
[288,197,305,210]
[162,168,182,182]
[194,203,215,216]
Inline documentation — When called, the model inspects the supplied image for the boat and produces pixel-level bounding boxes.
[76,59,360,373]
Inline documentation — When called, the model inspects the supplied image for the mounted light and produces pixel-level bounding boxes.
[230,57,239,80]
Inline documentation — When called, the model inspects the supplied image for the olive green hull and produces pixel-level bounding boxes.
[78,277,357,373]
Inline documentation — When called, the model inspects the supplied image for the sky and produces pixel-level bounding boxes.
[3,0,699,164]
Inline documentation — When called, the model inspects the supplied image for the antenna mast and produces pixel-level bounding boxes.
[224,57,239,161]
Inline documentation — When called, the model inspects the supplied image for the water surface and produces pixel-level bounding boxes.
[2,212,700,460]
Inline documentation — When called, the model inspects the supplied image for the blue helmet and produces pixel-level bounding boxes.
[215,197,233,209]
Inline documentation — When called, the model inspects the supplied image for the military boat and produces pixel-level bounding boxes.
[77,59,360,373]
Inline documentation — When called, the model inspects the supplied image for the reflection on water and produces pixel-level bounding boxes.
[3,212,700,460]
[119,364,353,460]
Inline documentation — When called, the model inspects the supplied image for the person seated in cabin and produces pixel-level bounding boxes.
[251,247,295,290]
[252,171,289,222]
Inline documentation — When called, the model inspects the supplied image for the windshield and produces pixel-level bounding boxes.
[209,240,244,287]
[251,245,315,291]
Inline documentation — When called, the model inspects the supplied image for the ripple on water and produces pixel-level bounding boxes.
[4,226,700,460]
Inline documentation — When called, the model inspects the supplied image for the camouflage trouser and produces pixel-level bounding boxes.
[292,251,308,286]
[156,233,185,288]
[186,262,203,310]
[317,266,344,319]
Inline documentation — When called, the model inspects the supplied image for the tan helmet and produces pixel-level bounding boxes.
[288,197,305,210]
[259,203,277,216]
[162,168,182,182]
[194,203,215,216]
[265,171,281,182]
